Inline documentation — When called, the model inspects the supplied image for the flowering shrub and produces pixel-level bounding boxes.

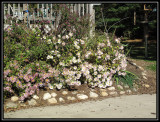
[3,7,128,101]
[45,32,127,89]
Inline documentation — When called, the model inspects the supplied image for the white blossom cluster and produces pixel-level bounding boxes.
[45,33,127,89]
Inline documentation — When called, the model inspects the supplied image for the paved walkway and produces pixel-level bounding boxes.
[3,94,157,119]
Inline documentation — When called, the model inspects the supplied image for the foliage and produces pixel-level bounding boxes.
[4,5,130,101]
[94,3,157,39]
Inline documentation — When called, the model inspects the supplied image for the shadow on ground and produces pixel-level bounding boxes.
[122,39,157,61]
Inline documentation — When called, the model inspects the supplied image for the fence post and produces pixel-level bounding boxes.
[23,4,28,24]
[13,4,15,17]
[37,4,39,18]
[8,4,10,15]
[78,4,80,16]
[18,3,20,19]
[89,4,95,37]
[82,4,84,16]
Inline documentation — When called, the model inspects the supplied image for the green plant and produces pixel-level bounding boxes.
[114,70,139,88]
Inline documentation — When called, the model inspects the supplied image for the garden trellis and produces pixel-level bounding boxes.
[4,3,100,37]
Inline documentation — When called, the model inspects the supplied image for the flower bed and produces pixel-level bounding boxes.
[4,5,128,102]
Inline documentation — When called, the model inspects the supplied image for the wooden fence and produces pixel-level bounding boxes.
[4,3,100,36]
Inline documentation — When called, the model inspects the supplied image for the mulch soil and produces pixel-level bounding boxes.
[3,58,157,113]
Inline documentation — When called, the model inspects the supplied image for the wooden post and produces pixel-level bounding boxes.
[46,4,48,19]
[86,4,88,14]
[89,4,95,37]
[42,4,44,18]
[78,4,80,16]
[18,4,20,19]
[82,4,84,16]
[8,4,10,15]
[13,4,15,17]
[74,4,77,13]
[134,11,136,25]
[23,4,28,24]
[37,4,39,18]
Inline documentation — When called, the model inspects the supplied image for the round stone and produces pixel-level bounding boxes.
[67,96,76,101]
[62,91,68,95]
[72,91,78,94]
[100,89,107,92]
[100,91,108,97]
[43,93,52,100]
[51,92,57,97]
[126,90,132,94]
[107,86,115,91]
[5,102,18,108]
[48,98,57,104]
[77,94,88,100]
[89,91,98,98]
[142,84,150,88]
[142,72,147,76]
[28,99,37,106]
[143,76,147,80]
[32,95,39,100]
[117,85,123,90]
[11,96,19,102]
[109,91,117,96]
[119,91,125,95]
[59,97,65,102]
[124,85,129,89]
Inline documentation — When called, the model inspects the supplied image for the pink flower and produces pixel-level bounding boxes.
[9,76,17,83]
[45,79,50,83]
[24,74,30,82]
[20,96,25,101]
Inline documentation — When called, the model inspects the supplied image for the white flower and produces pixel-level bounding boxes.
[80,39,85,45]
[51,50,54,54]
[76,45,80,49]
[98,84,104,88]
[57,54,61,57]
[76,52,81,57]
[73,66,77,70]
[72,57,77,63]
[119,45,124,50]
[49,85,53,90]
[77,59,81,63]
[66,35,69,39]
[62,36,66,40]
[56,83,62,89]
[53,36,56,40]
[59,62,65,66]
[69,32,73,37]
[32,28,36,32]
[47,55,53,60]
[94,71,98,75]
[43,36,46,39]
[97,56,101,59]
[115,38,120,43]
[62,42,66,46]
[47,39,52,44]
[77,74,81,79]
[58,35,61,38]
[58,39,61,44]
[98,74,101,79]
[98,65,103,71]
